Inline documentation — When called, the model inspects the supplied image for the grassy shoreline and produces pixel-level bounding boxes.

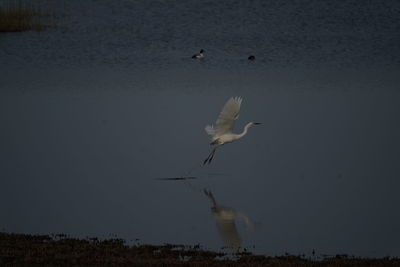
[0,1,49,32]
[0,232,398,266]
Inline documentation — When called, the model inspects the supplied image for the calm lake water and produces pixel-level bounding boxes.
[1,0,400,258]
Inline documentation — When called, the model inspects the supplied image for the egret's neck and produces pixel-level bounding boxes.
[238,123,253,138]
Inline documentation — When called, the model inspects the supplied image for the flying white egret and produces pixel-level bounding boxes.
[203,96,261,165]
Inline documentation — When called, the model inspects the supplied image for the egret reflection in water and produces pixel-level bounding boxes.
[204,189,254,252]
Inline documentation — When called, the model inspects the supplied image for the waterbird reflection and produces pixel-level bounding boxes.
[204,189,254,252]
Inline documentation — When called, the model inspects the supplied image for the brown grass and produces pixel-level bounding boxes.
[1,232,399,266]
[0,1,48,32]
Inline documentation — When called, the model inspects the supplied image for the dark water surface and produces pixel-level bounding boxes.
[1,67,400,257]
[1,0,400,258]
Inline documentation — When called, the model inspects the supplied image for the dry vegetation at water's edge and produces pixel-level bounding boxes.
[0,232,399,266]
[0,1,48,32]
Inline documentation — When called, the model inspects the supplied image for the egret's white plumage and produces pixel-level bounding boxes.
[203,96,260,165]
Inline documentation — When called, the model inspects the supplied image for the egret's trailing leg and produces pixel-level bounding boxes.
[209,149,216,164]
[203,147,217,165]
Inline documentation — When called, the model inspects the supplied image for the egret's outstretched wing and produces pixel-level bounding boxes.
[205,125,216,136]
[214,96,242,136]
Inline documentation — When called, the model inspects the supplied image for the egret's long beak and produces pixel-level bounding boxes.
[253,122,262,125]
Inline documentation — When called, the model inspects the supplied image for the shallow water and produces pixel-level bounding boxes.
[1,0,400,258]
[1,66,400,257]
